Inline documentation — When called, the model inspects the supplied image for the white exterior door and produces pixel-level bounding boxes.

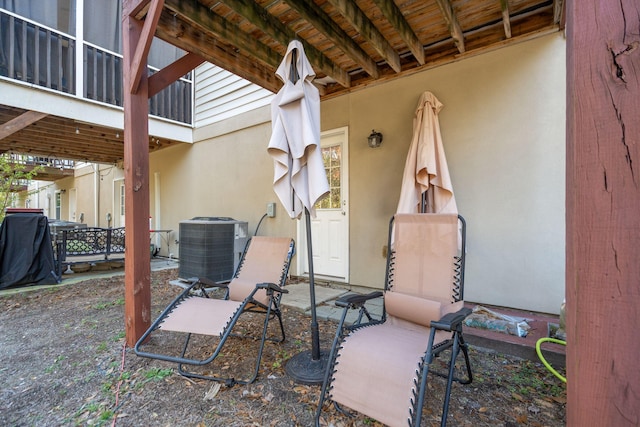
[298,127,349,281]
[114,180,125,227]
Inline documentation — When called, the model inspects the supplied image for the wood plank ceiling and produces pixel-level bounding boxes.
[0,0,564,166]
[0,106,179,166]
[150,0,565,97]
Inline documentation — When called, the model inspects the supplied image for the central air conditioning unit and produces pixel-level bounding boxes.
[178,217,248,282]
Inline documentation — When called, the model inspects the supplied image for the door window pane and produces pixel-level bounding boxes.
[119,184,125,216]
[317,145,341,209]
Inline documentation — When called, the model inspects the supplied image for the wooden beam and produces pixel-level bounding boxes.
[370,0,424,65]
[122,13,152,348]
[500,0,512,39]
[554,0,566,29]
[434,0,466,54]
[326,0,401,73]
[0,111,48,140]
[148,52,205,98]
[163,0,282,69]
[219,0,350,87]
[282,0,379,78]
[123,0,150,18]
[566,0,640,424]
[154,13,282,93]
[129,0,164,94]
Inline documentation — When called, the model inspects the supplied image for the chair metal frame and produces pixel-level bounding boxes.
[316,214,472,427]
[135,237,295,386]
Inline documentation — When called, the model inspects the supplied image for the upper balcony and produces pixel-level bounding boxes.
[4,154,75,181]
[0,8,192,165]
[0,8,192,125]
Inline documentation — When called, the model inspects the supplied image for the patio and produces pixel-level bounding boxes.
[0,266,566,426]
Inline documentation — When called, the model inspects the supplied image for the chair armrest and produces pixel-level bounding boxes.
[336,291,383,308]
[192,277,229,289]
[257,282,289,294]
[431,307,472,332]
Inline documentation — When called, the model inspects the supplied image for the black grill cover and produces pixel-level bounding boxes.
[0,213,59,289]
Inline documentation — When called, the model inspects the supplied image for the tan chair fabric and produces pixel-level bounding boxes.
[228,236,293,305]
[385,292,464,327]
[330,317,452,427]
[159,298,242,335]
[392,213,459,302]
[158,236,292,335]
[329,214,462,427]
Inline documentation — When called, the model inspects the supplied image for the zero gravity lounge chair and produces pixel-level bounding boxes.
[135,236,295,385]
[316,213,472,427]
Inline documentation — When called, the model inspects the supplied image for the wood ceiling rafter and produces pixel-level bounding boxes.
[500,0,512,39]
[370,0,425,66]
[142,0,559,98]
[154,11,283,93]
[0,106,179,165]
[434,0,466,53]
[281,0,379,78]
[325,0,401,73]
[215,0,351,88]
[162,0,282,70]
[1,0,562,164]
[553,0,566,28]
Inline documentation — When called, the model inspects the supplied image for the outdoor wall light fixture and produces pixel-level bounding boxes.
[367,129,383,148]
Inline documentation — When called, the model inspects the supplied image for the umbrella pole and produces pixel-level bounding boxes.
[305,208,321,360]
[284,207,328,384]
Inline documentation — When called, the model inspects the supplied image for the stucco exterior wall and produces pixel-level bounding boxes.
[165,32,565,314]
[149,117,294,246]
[322,32,566,314]
[43,31,564,314]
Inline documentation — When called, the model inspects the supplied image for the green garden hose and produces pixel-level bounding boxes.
[535,337,567,383]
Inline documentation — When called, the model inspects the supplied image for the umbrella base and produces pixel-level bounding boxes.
[285,349,330,385]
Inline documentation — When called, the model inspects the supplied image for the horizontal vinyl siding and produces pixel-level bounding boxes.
[194,64,274,127]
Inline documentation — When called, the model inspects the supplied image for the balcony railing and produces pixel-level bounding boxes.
[0,11,75,93]
[6,154,76,170]
[8,179,29,192]
[1,9,193,124]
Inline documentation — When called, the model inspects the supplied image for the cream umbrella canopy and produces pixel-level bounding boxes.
[268,40,329,218]
[397,91,457,214]
[268,40,330,384]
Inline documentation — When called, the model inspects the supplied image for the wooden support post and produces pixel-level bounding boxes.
[122,10,151,348]
[566,1,640,424]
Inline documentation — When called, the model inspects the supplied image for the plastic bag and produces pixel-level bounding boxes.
[464,305,531,337]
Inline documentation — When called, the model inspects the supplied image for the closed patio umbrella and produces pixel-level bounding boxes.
[268,40,329,384]
[268,40,328,220]
[397,91,457,214]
